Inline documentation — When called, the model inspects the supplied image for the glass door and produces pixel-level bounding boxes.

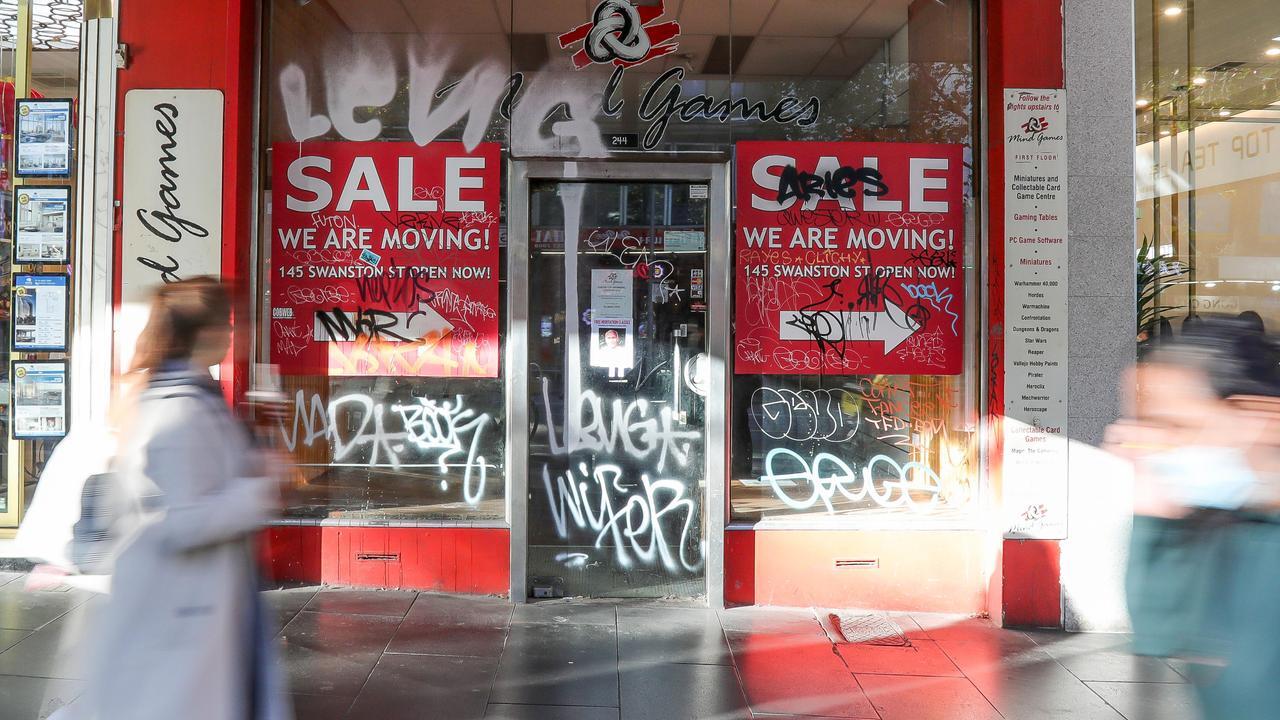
[522,179,712,598]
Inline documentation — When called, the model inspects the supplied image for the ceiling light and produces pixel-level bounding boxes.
[1163,6,1183,16]
[1267,47,1280,57]
[1219,109,1232,117]
[1204,281,1218,288]
[1192,76,1207,85]
[1160,129,1172,136]
[1136,98,1150,108]
[1272,283,1280,292]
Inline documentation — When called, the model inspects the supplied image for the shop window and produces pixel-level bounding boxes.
[260,0,980,531]
[0,2,82,527]
[727,0,981,525]
[1135,0,1280,345]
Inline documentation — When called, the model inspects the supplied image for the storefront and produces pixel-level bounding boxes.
[51,0,1136,627]
[238,0,986,610]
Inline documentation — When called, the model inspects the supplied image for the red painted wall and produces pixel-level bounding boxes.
[114,0,257,401]
[263,526,510,595]
[725,529,986,612]
[986,0,1066,628]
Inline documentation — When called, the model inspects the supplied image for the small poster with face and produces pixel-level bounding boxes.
[14,186,71,264]
[15,99,73,178]
[12,274,69,351]
[12,361,68,439]
[590,319,634,370]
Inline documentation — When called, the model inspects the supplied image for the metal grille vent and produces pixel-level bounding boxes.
[828,613,910,647]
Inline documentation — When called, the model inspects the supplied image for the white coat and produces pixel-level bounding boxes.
[83,371,291,720]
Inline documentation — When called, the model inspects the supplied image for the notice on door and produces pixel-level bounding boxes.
[734,141,966,376]
[1002,89,1069,540]
[270,141,501,377]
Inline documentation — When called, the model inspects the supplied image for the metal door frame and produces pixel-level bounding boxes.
[506,160,730,607]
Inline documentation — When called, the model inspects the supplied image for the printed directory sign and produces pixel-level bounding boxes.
[1001,89,1070,540]
[734,141,966,375]
[15,99,73,178]
[12,361,67,439]
[13,274,69,352]
[270,141,501,377]
[14,186,71,264]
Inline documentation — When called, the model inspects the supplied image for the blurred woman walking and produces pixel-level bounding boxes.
[82,277,292,720]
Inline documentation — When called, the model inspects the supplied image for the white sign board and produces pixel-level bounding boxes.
[120,90,224,367]
[1003,89,1069,540]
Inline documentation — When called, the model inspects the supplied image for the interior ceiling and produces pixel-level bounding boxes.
[1135,0,1280,119]
[0,0,83,50]
[316,0,914,78]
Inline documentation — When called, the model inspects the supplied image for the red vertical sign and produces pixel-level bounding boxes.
[735,141,966,375]
[270,141,501,377]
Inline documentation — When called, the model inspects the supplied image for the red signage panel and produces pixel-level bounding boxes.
[734,141,966,375]
[270,141,501,377]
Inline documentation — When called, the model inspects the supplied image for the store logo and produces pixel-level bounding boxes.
[1020,116,1050,137]
[558,0,680,69]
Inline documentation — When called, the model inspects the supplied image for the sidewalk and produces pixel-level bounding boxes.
[0,571,1196,720]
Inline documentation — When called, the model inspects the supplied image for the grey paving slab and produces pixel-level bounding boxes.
[836,638,963,677]
[388,622,509,658]
[303,588,418,617]
[0,602,95,680]
[485,704,620,720]
[346,652,498,720]
[726,631,877,718]
[1086,680,1200,720]
[1043,647,1186,684]
[718,606,825,636]
[263,586,318,632]
[617,606,731,666]
[278,610,402,697]
[938,638,1127,720]
[512,600,618,626]
[857,674,1002,720]
[1024,631,1186,683]
[289,692,353,720]
[0,572,22,588]
[910,613,1016,642]
[620,661,750,720]
[0,627,32,654]
[0,586,90,631]
[408,592,513,628]
[490,623,620,708]
[0,675,82,719]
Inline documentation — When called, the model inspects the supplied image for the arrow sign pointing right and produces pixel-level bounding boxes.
[778,300,922,353]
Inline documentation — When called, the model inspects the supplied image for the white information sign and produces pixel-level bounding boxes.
[589,269,635,370]
[15,99,73,177]
[14,186,71,264]
[12,361,68,439]
[1003,89,1069,540]
[13,274,69,351]
[120,89,224,367]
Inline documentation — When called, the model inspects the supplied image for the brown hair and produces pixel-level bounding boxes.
[128,276,231,374]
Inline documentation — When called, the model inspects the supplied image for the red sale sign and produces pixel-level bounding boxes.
[270,141,501,377]
[735,141,965,375]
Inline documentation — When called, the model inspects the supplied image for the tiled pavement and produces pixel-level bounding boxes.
[0,571,1199,719]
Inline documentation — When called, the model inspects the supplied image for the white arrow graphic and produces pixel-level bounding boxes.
[313,302,454,345]
[778,300,921,353]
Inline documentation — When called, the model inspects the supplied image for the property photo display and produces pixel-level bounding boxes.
[269,141,501,378]
[734,141,967,376]
[14,186,71,264]
[12,273,69,352]
[15,99,73,178]
[11,361,67,439]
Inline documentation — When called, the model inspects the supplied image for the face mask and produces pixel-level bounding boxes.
[1139,446,1256,511]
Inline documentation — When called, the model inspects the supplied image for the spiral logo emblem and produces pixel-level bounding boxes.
[559,0,681,70]
[584,1,651,64]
